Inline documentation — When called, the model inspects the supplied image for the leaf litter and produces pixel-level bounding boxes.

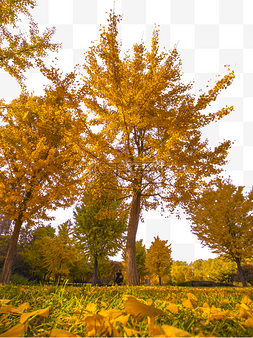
[0,283,253,337]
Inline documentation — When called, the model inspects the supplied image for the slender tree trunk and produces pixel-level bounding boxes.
[0,217,22,284]
[235,257,247,287]
[92,256,98,286]
[54,274,59,286]
[126,191,141,286]
[159,276,162,286]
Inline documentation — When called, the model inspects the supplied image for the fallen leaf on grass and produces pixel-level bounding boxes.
[0,299,11,305]
[0,302,29,314]
[182,299,194,309]
[220,299,231,305]
[0,322,28,337]
[187,293,198,302]
[162,324,191,337]
[241,295,252,306]
[99,308,123,320]
[148,316,165,337]
[166,302,179,314]
[241,317,253,328]
[238,304,252,319]
[124,295,168,321]
[20,307,49,324]
[201,304,230,324]
[85,303,97,313]
[84,313,112,337]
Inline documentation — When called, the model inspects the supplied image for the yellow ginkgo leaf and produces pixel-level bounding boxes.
[146,298,153,306]
[209,310,230,321]
[239,305,251,319]
[111,314,130,326]
[148,317,166,337]
[182,299,193,309]
[50,328,79,337]
[187,293,198,302]
[171,293,177,303]
[161,325,191,337]
[220,300,231,305]
[99,308,123,319]
[20,307,49,324]
[0,303,29,315]
[124,295,168,321]
[241,295,252,305]
[15,302,30,314]
[84,314,112,337]
[0,299,11,305]
[202,302,210,309]
[0,323,27,337]
[86,303,97,313]
[167,302,179,314]
[242,317,253,328]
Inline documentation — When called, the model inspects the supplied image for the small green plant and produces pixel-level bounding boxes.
[10,273,32,285]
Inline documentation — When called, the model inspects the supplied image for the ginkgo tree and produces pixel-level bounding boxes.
[72,171,128,286]
[42,220,78,285]
[185,177,253,287]
[21,224,56,282]
[0,0,60,85]
[145,236,173,285]
[0,81,89,284]
[79,9,235,285]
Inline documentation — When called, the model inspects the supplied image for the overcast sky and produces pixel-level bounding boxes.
[2,0,253,264]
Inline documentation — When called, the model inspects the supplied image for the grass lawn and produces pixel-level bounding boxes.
[1,281,253,337]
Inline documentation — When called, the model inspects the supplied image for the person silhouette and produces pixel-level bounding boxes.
[115,269,123,285]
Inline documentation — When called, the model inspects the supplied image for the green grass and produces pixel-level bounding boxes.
[0,280,253,337]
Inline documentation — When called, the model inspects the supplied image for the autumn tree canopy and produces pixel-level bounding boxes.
[72,172,128,286]
[146,236,172,285]
[0,86,88,283]
[185,177,253,287]
[21,224,56,281]
[42,220,78,285]
[79,9,235,285]
[0,0,60,85]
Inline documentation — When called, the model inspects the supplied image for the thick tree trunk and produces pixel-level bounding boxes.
[92,256,98,286]
[235,257,247,287]
[126,191,141,286]
[0,217,22,284]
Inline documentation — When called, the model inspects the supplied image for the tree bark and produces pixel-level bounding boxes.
[92,256,98,286]
[126,191,141,286]
[235,257,247,287]
[54,274,60,286]
[0,216,22,284]
[159,276,162,286]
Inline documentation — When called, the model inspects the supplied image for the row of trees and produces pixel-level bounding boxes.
[0,221,120,286]
[122,240,253,286]
[3,218,252,287]
[2,0,253,287]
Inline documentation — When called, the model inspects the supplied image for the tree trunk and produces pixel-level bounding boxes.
[159,276,162,286]
[126,191,141,286]
[92,256,98,286]
[235,257,247,287]
[0,217,22,284]
[54,274,60,286]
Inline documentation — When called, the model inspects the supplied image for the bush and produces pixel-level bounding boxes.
[10,273,34,285]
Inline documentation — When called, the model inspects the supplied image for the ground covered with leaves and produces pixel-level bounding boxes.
[1,282,253,337]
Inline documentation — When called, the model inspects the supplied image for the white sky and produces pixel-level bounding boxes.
[2,0,253,264]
